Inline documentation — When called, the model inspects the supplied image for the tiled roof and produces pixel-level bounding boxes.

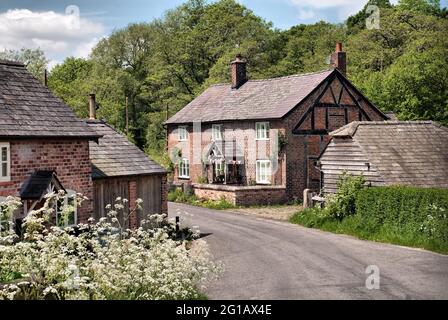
[166,69,334,124]
[330,121,448,188]
[0,60,100,139]
[87,120,167,178]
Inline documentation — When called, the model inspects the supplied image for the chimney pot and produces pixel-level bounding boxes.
[231,54,247,89]
[89,93,96,120]
[330,42,347,76]
[336,42,343,53]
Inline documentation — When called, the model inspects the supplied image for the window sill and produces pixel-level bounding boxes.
[256,182,272,185]
[0,179,12,186]
[178,177,191,180]
[255,138,270,141]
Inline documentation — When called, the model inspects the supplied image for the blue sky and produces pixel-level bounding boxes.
[0,0,446,67]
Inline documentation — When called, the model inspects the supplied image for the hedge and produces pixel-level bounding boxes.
[355,186,448,244]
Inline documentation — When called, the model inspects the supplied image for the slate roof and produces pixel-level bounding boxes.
[330,121,448,188]
[87,120,167,179]
[20,171,65,200]
[0,60,100,139]
[166,69,334,124]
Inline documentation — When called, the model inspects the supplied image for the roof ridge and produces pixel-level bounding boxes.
[247,69,333,83]
[0,59,25,67]
[358,120,435,125]
[330,120,447,138]
[207,69,333,87]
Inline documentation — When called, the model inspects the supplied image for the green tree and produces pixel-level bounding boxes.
[397,0,442,15]
[346,0,392,34]
[274,22,346,75]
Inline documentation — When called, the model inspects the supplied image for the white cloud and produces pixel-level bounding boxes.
[297,9,318,21]
[0,9,105,68]
[289,0,368,22]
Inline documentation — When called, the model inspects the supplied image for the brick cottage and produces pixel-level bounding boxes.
[0,60,100,227]
[166,43,389,205]
[0,60,167,232]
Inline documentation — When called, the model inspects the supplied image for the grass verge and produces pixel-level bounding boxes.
[290,208,448,255]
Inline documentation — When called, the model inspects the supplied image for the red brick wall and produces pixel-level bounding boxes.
[193,185,287,206]
[167,121,286,187]
[0,139,93,222]
[161,175,168,215]
[128,180,138,229]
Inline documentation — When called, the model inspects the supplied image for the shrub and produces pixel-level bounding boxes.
[290,181,448,253]
[325,173,365,220]
[197,176,209,184]
[168,188,236,210]
[0,192,219,300]
[199,197,235,210]
[356,186,448,244]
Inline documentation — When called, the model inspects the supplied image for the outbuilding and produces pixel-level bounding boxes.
[319,121,448,194]
[87,119,167,229]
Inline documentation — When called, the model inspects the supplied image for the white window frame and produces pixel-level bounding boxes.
[179,158,190,179]
[56,190,78,228]
[178,126,189,142]
[212,124,223,141]
[0,143,11,182]
[215,161,225,176]
[256,122,270,141]
[256,160,272,184]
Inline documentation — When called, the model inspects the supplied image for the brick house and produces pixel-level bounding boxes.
[319,121,448,193]
[0,60,167,232]
[0,59,100,228]
[166,43,389,205]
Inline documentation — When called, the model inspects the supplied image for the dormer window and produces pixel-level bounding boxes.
[0,143,10,182]
[212,124,223,141]
[178,126,188,141]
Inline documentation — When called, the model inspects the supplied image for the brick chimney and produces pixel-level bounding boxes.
[330,42,347,76]
[89,93,96,120]
[231,54,247,89]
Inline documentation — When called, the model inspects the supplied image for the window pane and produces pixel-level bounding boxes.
[1,163,6,177]
[1,147,6,162]
[179,127,188,140]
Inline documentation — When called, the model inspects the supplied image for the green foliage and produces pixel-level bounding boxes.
[325,173,366,220]
[168,188,236,210]
[290,185,448,254]
[274,22,347,76]
[346,0,392,34]
[397,0,442,15]
[197,176,209,184]
[355,186,448,243]
[0,48,49,81]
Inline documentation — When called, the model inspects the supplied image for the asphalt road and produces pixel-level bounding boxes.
[170,202,448,300]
